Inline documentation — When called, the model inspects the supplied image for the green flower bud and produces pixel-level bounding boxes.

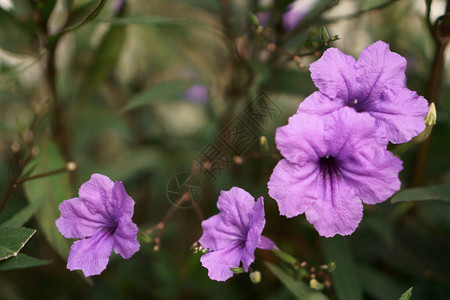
[320,26,330,42]
[250,271,261,284]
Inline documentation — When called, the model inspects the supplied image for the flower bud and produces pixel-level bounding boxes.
[309,278,324,290]
[250,271,261,284]
[230,267,244,274]
[320,26,330,42]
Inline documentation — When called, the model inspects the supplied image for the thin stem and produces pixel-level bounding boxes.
[14,167,69,186]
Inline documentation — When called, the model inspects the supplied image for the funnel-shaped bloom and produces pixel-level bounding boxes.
[56,174,140,277]
[298,41,429,144]
[268,107,402,237]
[199,187,274,281]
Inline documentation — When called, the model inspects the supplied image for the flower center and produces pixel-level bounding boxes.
[347,98,364,112]
[319,155,340,178]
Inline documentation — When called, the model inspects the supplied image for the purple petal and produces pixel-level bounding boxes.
[242,197,265,272]
[111,181,135,220]
[341,148,403,204]
[364,88,429,144]
[56,197,114,239]
[305,178,363,237]
[297,91,346,115]
[257,236,275,250]
[355,41,406,107]
[282,0,315,31]
[67,228,114,277]
[78,174,115,219]
[216,187,255,230]
[323,107,388,157]
[113,216,140,259]
[199,215,245,251]
[268,159,319,218]
[275,113,327,164]
[200,244,242,281]
[310,47,357,100]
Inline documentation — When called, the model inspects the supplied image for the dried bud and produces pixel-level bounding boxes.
[66,161,77,172]
[11,141,21,153]
[30,146,39,157]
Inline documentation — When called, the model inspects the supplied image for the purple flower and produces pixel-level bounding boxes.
[283,0,315,31]
[268,107,403,237]
[56,174,140,277]
[199,187,275,281]
[185,84,209,105]
[298,41,429,144]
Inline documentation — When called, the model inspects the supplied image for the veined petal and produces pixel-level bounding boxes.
[78,174,115,219]
[305,177,363,237]
[199,215,245,251]
[56,197,114,239]
[324,107,387,158]
[310,47,357,100]
[111,181,135,220]
[297,91,346,115]
[365,88,429,144]
[242,197,265,272]
[268,160,320,218]
[355,41,407,107]
[113,216,140,259]
[340,148,403,204]
[217,187,255,229]
[200,244,242,281]
[275,113,327,164]
[67,228,114,277]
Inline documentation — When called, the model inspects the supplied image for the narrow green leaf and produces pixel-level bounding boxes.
[322,236,363,300]
[0,227,36,261]
[399,287,413,300]
[120,80,196,113]
[391,185,450,203]
[265,262,329,300]
[357,264,404,299]
[0,253,51,271]
[0,202,42,229]
[23,139,72,261]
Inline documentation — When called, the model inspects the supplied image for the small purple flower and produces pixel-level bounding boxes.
[185,84,209,105]
[283,0,315,31]
[268,107,403,237]
[199,187,275,281]
[298,41,429,144]
[56,174,140,277]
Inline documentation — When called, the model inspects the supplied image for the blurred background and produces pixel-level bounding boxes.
[0,0,449,299]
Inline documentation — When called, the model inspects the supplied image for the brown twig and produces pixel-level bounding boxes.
[411,1,450,186]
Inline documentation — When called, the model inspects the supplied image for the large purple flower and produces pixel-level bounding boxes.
[199,187,274,281]
[268,107,403,237]
[56,174,140,277]
[298,41,429,144]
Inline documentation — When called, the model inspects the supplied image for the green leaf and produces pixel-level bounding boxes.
[399,287,413,300]
[357,264,404,300]
[120,80,196,113]
[37,0,58,22]
[79,24,126,100]
[391,185,450,203]
[0,201,42,229]
[265,262,329,300]
[322,236,363,300]
[0,8,37,55]
[0,227,36,261]
[23,139,72,261]
[0,253,51,271]
[272,248,298,266]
